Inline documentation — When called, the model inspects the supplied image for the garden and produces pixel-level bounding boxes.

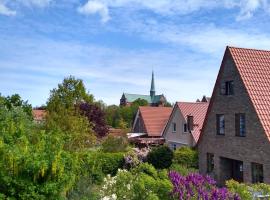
[0,76,270,200]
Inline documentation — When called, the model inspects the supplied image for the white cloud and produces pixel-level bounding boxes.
[0,2,16,16]
[78,1,110,23]
[77,0,270,22]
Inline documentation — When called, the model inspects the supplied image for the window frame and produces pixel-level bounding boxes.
[172,122,177,133]
[220,80,234,96]
[207,153,214,173]
[235,113,246,137]
[251,162,264,183]
[216,114,225,135]
[183,123,188,133]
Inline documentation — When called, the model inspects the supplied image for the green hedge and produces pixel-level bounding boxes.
[80,151,124,177]
[173,147,198,168]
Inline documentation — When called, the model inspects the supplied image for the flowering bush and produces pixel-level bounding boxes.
[100,163,172,200]
[169,171,240,200]
[226,179,270,200]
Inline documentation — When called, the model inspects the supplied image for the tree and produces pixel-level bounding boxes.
[0,106,78,199]
[79,102,109,138]
[0,93,32,118]
[105,98,149,129]
[147,146,173,169]
[46,76,96,151]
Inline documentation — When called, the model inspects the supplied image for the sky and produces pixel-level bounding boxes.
[1,0,270,106]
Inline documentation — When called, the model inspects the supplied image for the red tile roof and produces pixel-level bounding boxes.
[177,102,209,143]
[32,109,46,121]
[139,106,172,137]
[229,46,270,141]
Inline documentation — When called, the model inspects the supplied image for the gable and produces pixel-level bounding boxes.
[198,47,268,146]
[139,106,172,137]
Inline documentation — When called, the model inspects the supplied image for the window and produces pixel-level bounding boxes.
[173,144,176,151]
[207,153,214,173]
[216,114,225,135]
[235,113,246,137]
[172,122,176,132]
[183,123,188,133]
[252,163,264,183]
[221,81,234,95]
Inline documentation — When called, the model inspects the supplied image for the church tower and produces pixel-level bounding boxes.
[150,71,155,98]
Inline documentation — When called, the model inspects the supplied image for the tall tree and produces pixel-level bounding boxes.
[46,76,96,150]
[79,102,109,138]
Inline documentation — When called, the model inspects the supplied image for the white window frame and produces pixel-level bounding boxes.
[172,122,176,133]
[183,123,188,133]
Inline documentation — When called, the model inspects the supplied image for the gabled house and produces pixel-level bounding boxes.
[198,46,270,185]
[131,106,172,146]
[163,102,208,150]
[120,71,167,107]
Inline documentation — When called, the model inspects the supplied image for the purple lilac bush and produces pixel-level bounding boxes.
[169,171,240,200]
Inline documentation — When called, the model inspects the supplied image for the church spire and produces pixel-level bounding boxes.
[150,71,155,98]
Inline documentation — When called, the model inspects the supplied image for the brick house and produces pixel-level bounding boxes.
[198,46,270,186]
[163,102,208,150]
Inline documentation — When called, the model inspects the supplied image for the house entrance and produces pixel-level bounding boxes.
[220,157,243,184]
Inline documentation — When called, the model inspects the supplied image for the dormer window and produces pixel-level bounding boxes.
[221,81,234,95]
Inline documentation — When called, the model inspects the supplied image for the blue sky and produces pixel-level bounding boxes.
[1,0,270,106]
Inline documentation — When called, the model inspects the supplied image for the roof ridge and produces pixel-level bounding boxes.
[228,46,270,53]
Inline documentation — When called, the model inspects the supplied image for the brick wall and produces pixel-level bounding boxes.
[198,52,270,185]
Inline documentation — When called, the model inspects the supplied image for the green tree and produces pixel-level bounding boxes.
[0,93,32,118]
[0,105,78,199]
[46,76,96,151]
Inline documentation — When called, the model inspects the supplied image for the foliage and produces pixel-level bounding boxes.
[124,150,142,169]
[147,145,173,169]
[105,98,149,128]
[170,163,198,176]
[0,93,32,118]
[101,135,129,153]
[80,151,125,178]
[173,147,198,168]
[226,179,270,200]
[79,102,109,138]
[169,172,240,200]
[46,76,96,151]
[100,163,172,200]
[0,106,78,199]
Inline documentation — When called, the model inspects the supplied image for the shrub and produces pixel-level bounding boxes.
[173,147,198,168]
[101,135,129,153]
[100,163,172,200]
[80,151,125,177]
[169,172,240,200]
[226,179,270,200]
[170,163,198,176]
[147,146,173,169]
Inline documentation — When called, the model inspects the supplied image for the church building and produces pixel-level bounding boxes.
[120,72,167,107]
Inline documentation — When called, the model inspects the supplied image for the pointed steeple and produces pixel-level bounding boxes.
[150,71,155,98]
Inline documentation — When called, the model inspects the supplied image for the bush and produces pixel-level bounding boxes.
[169,163,198,176]
[101,135,129,153]
[226,179,270,200]
[80,151,125,178]
[169,172,240,199]
[173,147,198,168]
[147,146,173,169]
[100,163,172,200]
